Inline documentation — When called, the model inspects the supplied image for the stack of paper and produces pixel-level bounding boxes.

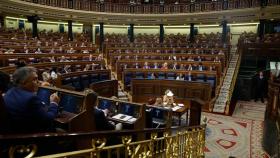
[178,103,184,107]
[172,106,182,111]
[127,117,137,123]
[112,114,135,122]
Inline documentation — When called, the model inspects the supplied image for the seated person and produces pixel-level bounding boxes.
[3,66,60,133]
[143,62,150,69]
[163,90,175,107]
[83,64,91,71]
[66,47,75,54]
[35,48,42,54]
[176,73,184,80]
[50,68,58,80]
[41,71,51,86]
[93,96,122,131]
[161,62,169,70]
[154,97,163,106]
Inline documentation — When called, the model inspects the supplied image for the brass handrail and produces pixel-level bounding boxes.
[0,125,206,158]
[225,48,242,114]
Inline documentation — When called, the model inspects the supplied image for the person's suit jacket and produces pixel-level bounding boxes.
[4,87,58,133]
[94,108,115,131]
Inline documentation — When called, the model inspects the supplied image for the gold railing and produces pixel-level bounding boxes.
[2,125,206,158]
[225,48,242,114]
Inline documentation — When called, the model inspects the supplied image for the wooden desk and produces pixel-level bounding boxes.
[131,79,211,111]
[90,80,118,98]
[38,86,96,132]
[172,103,190,126]
[55,111,78,124]
[97,97,146,131]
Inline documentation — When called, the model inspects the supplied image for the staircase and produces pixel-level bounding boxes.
[213,47,241,114]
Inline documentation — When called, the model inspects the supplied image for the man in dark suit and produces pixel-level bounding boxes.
[4,66,60,133]
[255,71,266,103]
[94,99,122,131]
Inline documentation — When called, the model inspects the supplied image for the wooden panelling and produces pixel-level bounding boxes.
[131,79,211,111]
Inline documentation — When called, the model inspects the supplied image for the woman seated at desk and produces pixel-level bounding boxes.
[163,90,175,107]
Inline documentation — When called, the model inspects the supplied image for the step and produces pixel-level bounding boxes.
[213,106,226,113]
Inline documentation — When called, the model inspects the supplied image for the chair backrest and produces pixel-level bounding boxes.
[62,77,72,86]
[81,75,90,88]
[206,77,216,88]
[100,73,110,81]
[157,72,166,79]
[167,73,176,80]
[124,73,132,85]
[90,74,99,83]
[135,72,144,79]
[71,76,82,90]
[196,74,205,82]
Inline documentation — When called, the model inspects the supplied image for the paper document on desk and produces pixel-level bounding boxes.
[112,114,133,121]
[172,106,182,111]
[112,114,124,120]
[121,115,133,121]
[127,117,137,123]
[178,103,184,107]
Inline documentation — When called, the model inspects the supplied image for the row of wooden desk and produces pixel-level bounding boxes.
[30,86,204,133]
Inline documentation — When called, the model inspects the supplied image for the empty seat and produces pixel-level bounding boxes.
[196,74,205,82]
[167,72,176,80]
[100,73,110,81]
[124,72,132,88]
[81,75,90,88]
[62,77,72,86]
[90,74,99,83]
[135,72,144,79]
[71,76,82,90]
[157,72,166,80]
[206,76,216,88]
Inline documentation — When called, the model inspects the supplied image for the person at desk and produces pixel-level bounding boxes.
[3,66,60,133]
[163,90,175,107]
[93,96,122,131]
[154,97,163,106]
[254,71,266,103]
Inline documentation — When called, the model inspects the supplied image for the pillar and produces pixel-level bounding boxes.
[68,20,73,41]
[259,19,265,40]
[27,15,39,38]
[99,23,104,49]
[0,16,4,29]
[159,24,164,43]
[189,23,195,42]
[128,24,134,42]
[222,20,228,43]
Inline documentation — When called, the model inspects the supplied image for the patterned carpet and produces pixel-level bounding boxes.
[203,111,268,158]
[232,100,266,121]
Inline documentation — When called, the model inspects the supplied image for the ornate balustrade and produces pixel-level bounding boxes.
[22,0,269,14]
[0,125,206,157]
